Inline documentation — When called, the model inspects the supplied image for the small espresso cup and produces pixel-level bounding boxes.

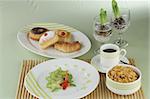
[99,44,126,68]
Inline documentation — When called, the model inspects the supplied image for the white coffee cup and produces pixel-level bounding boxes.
[100,44,126,68]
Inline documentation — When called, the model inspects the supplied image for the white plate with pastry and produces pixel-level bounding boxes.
[17,23,91,58]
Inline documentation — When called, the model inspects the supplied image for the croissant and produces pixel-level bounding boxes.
[54,41,81,53]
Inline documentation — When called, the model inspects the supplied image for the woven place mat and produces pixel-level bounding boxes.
[16,59,145,99]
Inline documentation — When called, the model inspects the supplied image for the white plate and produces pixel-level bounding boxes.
[17,23,91,58]
[24,58,100,99]
[91,54,129,73]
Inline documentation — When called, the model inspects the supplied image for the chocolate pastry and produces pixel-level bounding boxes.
[29,27,48,41]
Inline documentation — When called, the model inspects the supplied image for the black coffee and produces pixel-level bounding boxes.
[103,49,117,53]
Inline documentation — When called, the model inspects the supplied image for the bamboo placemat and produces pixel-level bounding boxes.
[16,59,145,99]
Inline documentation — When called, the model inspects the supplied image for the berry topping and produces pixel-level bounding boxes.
[44,33,48,36]
[61,32,65,36]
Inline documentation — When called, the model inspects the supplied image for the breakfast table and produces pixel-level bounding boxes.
[0,0,149,99]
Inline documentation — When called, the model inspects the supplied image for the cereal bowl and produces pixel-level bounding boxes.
[106,64,142,95]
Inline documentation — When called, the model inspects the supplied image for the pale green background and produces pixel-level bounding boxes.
[0,0,149,99]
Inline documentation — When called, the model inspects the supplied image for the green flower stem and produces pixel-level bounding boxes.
[112,0,120,18]
[99,8,107,25]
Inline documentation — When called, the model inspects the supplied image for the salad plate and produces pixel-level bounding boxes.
[17,23,91,58]
[24,58,100,99]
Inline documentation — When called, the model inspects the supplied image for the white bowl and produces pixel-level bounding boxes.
[106,64,142,95]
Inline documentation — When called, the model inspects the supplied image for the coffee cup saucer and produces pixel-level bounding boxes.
[91,54,129,73]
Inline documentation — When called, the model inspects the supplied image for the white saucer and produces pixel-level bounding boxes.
[91,54,129,73]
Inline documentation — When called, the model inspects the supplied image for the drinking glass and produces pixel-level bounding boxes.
[111,8,130,47]
[93,15,112,54]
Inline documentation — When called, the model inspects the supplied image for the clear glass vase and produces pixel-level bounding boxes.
[111,8,130,48]
[93,16,112,54]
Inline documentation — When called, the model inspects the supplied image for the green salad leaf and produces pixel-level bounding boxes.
[46,67,76,92]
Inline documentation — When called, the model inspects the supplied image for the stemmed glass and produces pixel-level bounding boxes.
[111,8,130,48]
[93,12,112,54]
